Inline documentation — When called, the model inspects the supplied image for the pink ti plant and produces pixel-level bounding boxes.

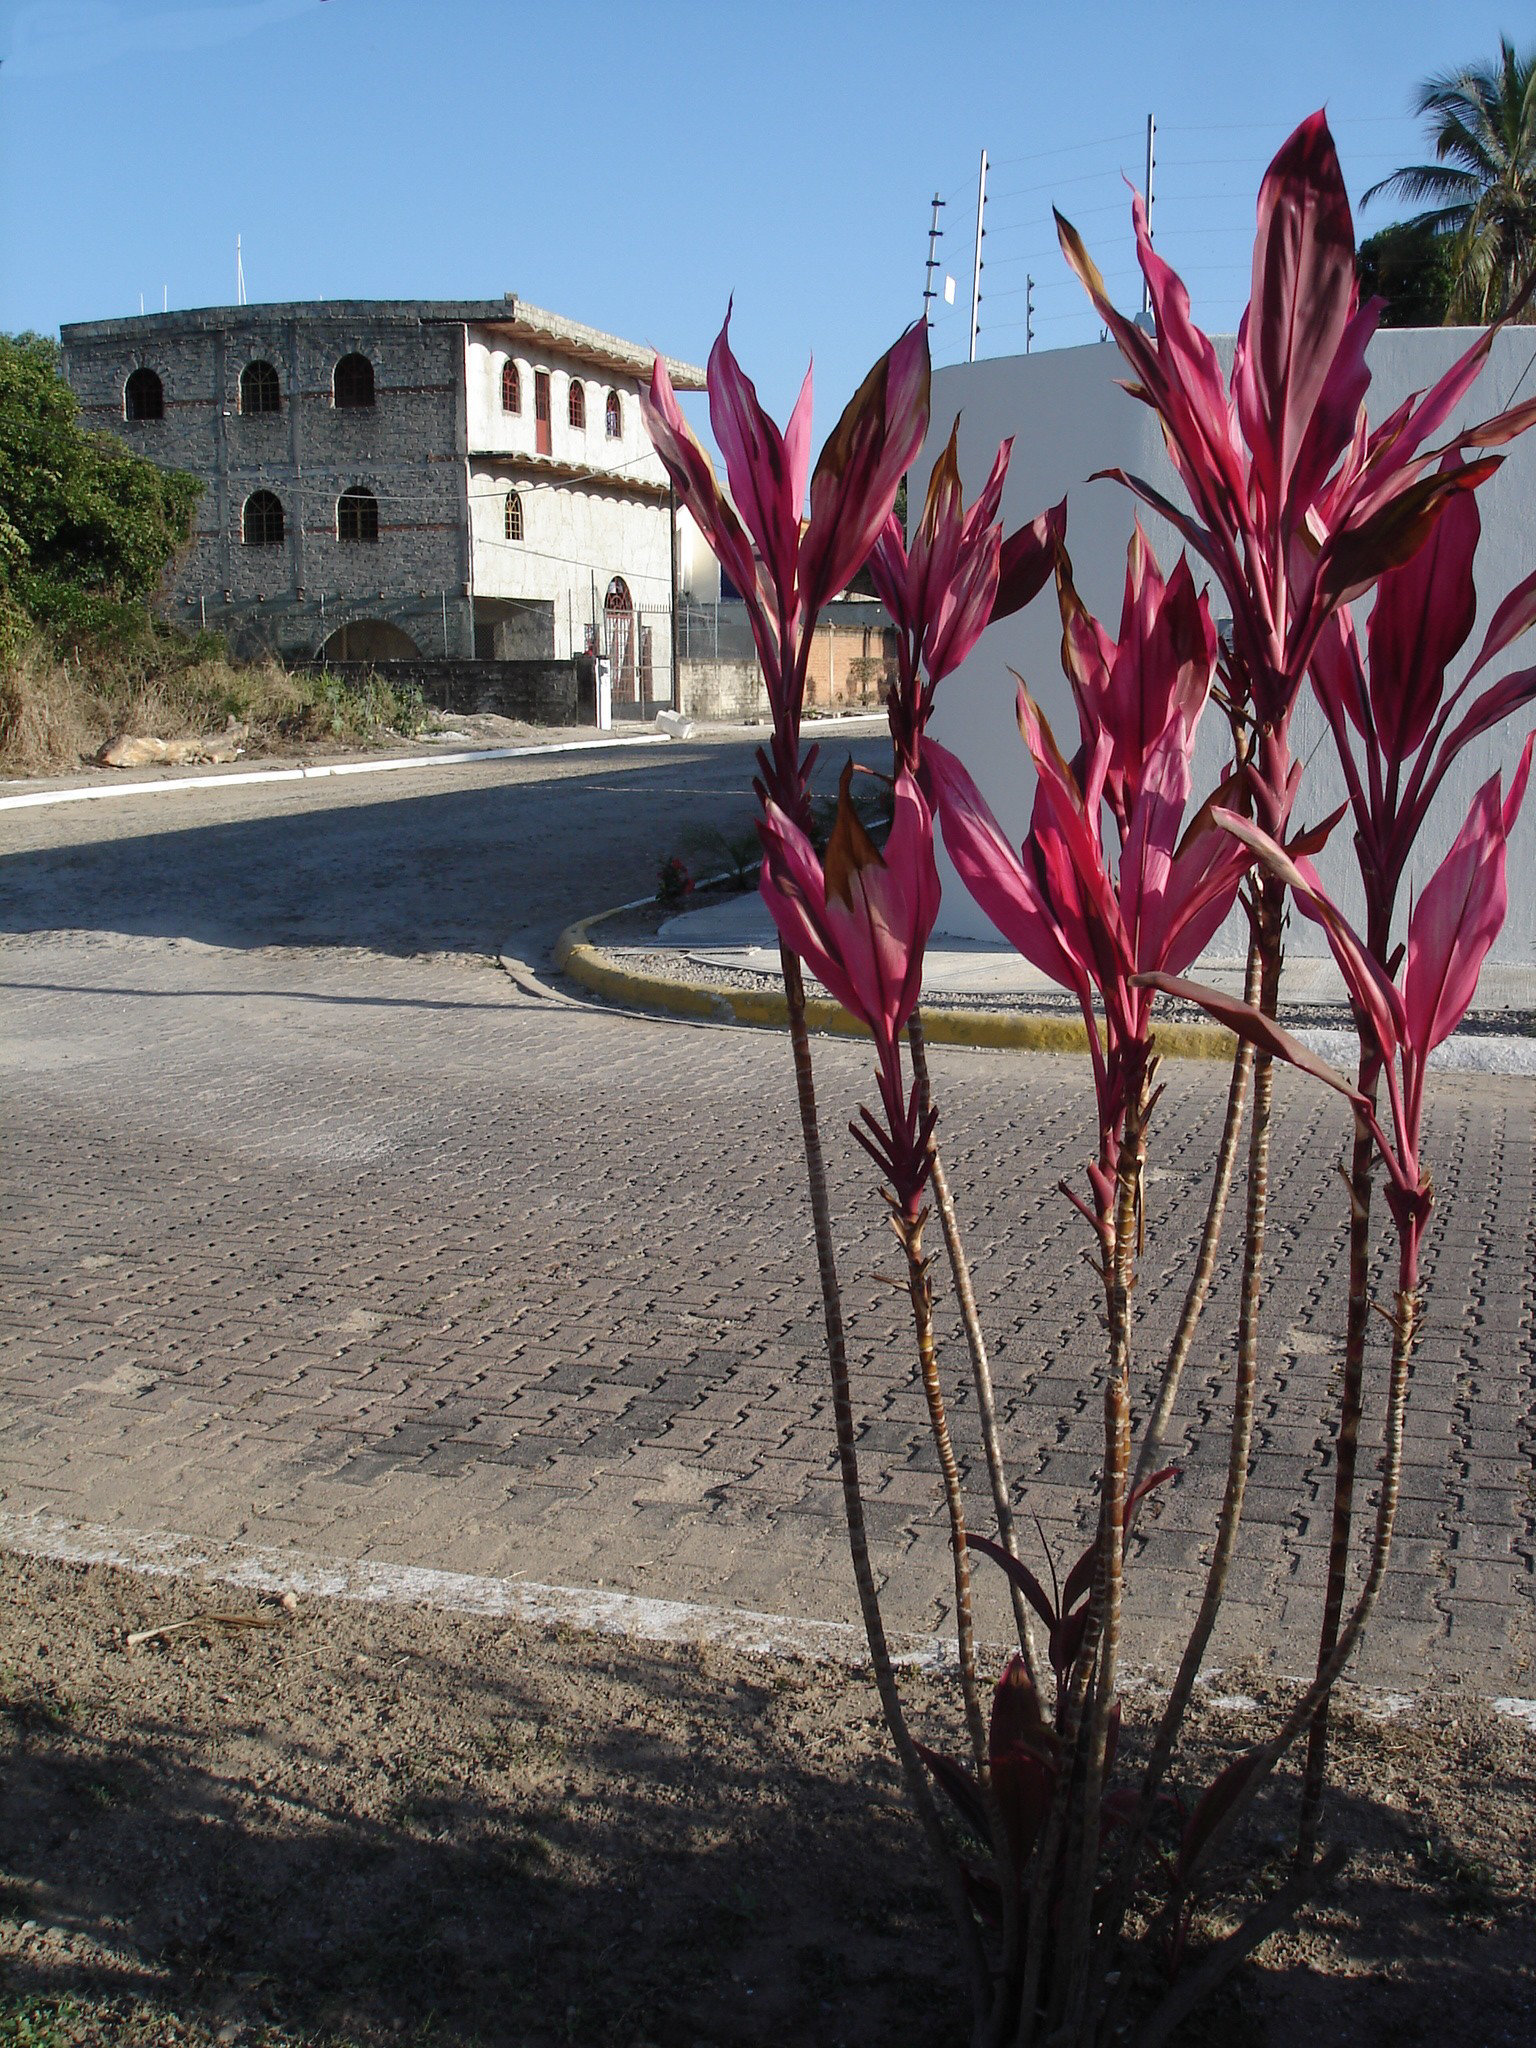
[1136,742,1532,1899]
[865,417,1064,1676]
[1291,470,1536,1845]
[922,532,1253,2033]
[1049,118,1536,1934]
[644,317,1016,1996]
[641,311,929,822]
[927,531,1250,1236]
[866,419,1063,776]
[758,763,940,1228]
[1057,111,1536,846]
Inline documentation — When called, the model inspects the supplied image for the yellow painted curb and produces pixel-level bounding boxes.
[553,905,1237,1062]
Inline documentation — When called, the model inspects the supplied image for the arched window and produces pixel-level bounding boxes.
[333,353,375,410]
[568,379,586,430]
[604,389,622,440]
[504,489,524,541]
[243,490,284,547]
[501,360,521,414]
[337,485,380,542]
[124,367,164,421]
[240,360,281,414]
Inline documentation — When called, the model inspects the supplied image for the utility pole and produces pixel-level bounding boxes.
[667,482,681,713]
[1026,275,1035,353]
[921,194,946,327]
[968,148,988,364]
[1141,114,1156,316]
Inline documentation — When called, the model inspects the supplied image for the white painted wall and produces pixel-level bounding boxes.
[463,324,675,657]
[922,330,1536,967]
[463,328,665,484]
[467,467,673,656]
[676,507,722,605]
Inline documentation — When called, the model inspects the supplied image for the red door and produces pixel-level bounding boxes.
[534,370,551,456]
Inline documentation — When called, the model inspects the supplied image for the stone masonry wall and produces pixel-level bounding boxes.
[308,656,597,726]
[60,305,476,663]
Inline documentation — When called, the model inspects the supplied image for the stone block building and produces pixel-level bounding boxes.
[59,298,705,705]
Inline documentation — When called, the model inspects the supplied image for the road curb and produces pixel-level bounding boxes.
[553,903,1238,1059]
[0,729,674,814]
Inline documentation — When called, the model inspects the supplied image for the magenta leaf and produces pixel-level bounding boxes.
[1134,970,1369,1108]
[1366,472,1479,760]
[1233,111,1358,518]
[964,1532,1059,1632]
[1466,564,1536,681]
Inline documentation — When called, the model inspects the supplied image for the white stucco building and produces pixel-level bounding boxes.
[917,329,1536,973]
[63,296,706,708]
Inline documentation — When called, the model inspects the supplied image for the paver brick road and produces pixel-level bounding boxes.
[2,734,1533,1690]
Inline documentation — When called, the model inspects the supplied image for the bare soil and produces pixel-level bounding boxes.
[1,1551,1531,2048]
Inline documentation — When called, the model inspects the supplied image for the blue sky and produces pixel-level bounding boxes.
[0,0,1522,433]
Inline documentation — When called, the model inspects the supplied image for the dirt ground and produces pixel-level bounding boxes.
[1,1554,1532,2048]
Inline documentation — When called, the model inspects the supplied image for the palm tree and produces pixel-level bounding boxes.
[1363,36,1536,323]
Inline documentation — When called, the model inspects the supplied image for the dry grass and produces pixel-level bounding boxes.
[0,637,426,776]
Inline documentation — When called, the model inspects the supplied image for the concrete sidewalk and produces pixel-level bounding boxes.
[559,888,1536,1072]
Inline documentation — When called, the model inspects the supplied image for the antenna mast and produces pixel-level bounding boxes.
[236,234,247,308]
[968,148,988,363]
[1141,115,1156,316]
[921,194,946,327]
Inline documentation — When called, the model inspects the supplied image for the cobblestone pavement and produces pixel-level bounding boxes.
[1,736,1533,1691]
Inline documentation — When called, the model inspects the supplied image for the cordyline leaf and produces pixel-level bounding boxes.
[708,311,811,602]
[1056,1464,1178,1629]
[1214,807,1408,1056]
[1287,799,1348,860]
[800,321,930,614]
[992,1747,1054,1874]
[990,1652,1059,1761]
[1310,604,1372,743]
[1458,389,1536,449]
[1438,665,1536,764]
[1059,1534,1099,1626]
[992,496,1067,623]
[641,357,761,619]
[1367,474,1479,760]
[1088,467,1216,566]
[1319,460,1502,605]
[1234,111,1358,516]
[823,759,884,908]
[965,1531,1058,1631]
[1287,296,1380,520]
[1178,1747,1267,1885]
[1173,764,1250,863]
[1466,564,1536,681]
[1135,971,1369,1108]
[1126,1462,1178,1522]
[1404,746,1532,1060]
[915,1741,989,1845]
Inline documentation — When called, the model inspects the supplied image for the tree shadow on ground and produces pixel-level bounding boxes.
[1,1568,1532,2048]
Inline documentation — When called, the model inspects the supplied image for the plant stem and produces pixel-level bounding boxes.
[909,1012,1040,1681]
[1295,1091,1378,1866]
[777,944,989,2009]
[1132,939,1260,1503]
[898,1202,992,1779]
[1052,1088,1144,2045]
[1177,1279,1420,1891]
[1132,1846,1349,2048]
[1128,878,1283,1845]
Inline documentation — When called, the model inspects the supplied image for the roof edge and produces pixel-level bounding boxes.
[58,295,707,389]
